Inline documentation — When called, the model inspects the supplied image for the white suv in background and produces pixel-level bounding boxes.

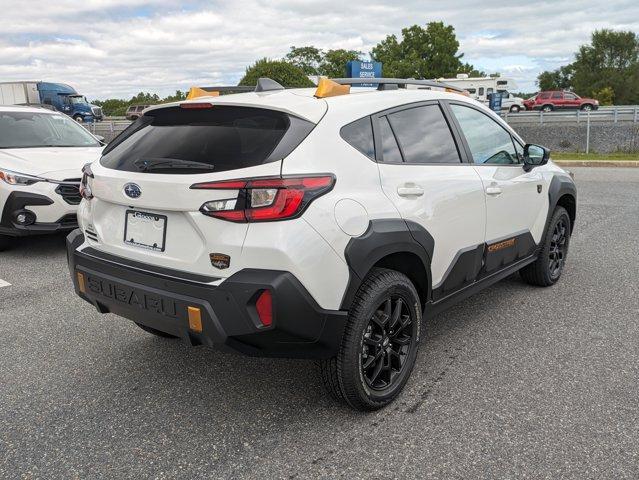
[67,78,576,411]
[0,106,104,250]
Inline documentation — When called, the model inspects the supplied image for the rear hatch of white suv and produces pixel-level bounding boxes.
[81,96,325,278]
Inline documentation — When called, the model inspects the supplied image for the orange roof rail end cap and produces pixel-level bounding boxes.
[314,78,350,98]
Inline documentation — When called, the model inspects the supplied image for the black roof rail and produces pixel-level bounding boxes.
[197,78,286,94]
[330,77,466,93]
[198,86,255,93]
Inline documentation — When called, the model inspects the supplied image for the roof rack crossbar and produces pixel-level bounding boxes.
[331,77,465,93]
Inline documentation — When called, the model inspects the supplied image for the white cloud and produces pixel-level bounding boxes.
[1,0,638,98]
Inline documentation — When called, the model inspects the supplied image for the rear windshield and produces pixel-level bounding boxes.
[101,106,314,174]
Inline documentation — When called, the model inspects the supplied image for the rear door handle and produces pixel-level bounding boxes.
[397,186,424,197]
[485,186,502,196]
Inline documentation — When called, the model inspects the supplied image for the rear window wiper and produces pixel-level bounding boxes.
[133,158,215,171]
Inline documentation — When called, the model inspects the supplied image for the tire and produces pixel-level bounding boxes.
[581,104,593,111]
[0,235,13,251]
[520,206,571,287]
[73,115,84,123]
[134,322,178,338]
[510,105,521,113]
[541,104,553,113]
[319,268,421,411]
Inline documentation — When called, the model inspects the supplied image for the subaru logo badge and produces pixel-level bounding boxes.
[124,183,142,199]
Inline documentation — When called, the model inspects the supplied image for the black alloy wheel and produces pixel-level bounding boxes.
[361,297,414,391]
[520,206,571,287]
[548,217,568,280]
[319,268,421,411]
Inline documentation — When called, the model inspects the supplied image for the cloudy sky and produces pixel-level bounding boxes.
[1,0,638,100]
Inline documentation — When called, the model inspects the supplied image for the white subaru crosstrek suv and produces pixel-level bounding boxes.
[67,78,576,411]
[0,105,104,250]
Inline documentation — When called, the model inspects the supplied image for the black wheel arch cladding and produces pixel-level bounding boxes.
[340,219,434,310]
[547,174,577,233]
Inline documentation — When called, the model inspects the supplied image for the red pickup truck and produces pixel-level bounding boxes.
[524,91,599,112]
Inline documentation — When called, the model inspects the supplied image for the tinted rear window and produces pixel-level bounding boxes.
[387,105,461,164]
[101,106,314,174]
[340,117,375,160]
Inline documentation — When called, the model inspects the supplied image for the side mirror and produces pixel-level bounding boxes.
[523,144,550,172]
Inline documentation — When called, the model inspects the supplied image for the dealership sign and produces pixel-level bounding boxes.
[346,61,382,87]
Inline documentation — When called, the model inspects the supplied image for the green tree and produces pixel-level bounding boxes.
[285,46,323,75]
[320,49,362,78]
[537,65,573,91]
[536,29,639,104]
[370,22,472,79]
[238,58,315,87]
[571,29,639,104]
[593,86,615,105]
[163,90,187,103]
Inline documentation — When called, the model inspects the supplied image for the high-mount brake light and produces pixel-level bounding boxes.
[192,175,335,223]
[180,102,214,109]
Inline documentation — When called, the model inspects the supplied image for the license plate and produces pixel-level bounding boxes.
[123,210,167,252]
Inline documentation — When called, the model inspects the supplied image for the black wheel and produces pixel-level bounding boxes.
[73,115,84,123]
[520,206,571,287]
[541,104,553,112]
[319,268,421,411]
[510,105,521,113]
[134,322,178,338]
[0,235,13,252]
[581,104,593,111]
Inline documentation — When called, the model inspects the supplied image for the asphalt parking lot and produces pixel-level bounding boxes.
[1,167,637,479]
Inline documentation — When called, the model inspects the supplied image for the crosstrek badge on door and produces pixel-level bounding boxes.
[210,253,230,269]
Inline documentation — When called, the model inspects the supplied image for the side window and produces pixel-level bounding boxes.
[378,116,403,163]
[387,105,461,164]
[340,116,375,160]
[564,93,577,100]
[539,92,551,99]
[478,87,485,96]
[487,88,494,95]
[466,88,477,94]
[552,92,563,99]
[450,104,519,165]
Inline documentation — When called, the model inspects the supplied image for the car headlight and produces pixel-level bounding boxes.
[0,169,42,186]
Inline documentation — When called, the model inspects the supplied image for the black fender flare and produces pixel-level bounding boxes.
[339,219,434,310]
[547,174,577,233]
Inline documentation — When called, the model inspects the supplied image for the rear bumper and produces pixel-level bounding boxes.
[67,229,347,359]
[0,191,77,237]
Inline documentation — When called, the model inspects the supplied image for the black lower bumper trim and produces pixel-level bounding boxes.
[67,230,347,359]
[0,191,77,237]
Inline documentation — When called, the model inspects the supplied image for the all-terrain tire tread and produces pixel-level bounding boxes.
[520,206,570,287]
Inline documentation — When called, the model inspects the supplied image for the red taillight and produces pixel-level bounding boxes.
[255,290,273,327]
[191,174,335,222]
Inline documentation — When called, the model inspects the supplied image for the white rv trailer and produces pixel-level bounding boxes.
[438,74,517,100]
